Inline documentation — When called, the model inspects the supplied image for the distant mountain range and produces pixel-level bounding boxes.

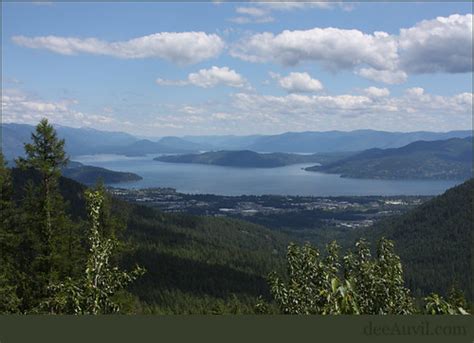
[106,139,199,157]
[306,137,473,180]
[2,123,472,160]
[155,150,353,168]
[2,123,138,159]
[243,129,473,153]
[1,123,200,159]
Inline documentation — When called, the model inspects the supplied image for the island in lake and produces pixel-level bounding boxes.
[154,150,353,168]
[62,161,142,185]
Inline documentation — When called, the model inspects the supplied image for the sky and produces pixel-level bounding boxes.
[2,1,473,137]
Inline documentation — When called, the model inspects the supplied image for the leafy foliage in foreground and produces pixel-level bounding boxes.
[42,189,145,314]
[261,240,468,315]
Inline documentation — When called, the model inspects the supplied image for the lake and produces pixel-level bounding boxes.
[73,154,461,196]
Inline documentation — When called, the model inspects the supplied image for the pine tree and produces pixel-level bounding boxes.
[15,118,72,309]
[0,153,21,312]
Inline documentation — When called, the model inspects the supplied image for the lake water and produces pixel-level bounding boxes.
[73,154,461,196]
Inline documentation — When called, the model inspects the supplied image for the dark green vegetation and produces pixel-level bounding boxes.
[62,162,142,185]
[1,120,289,314]
[155,150,352,168]
[306,137,473,180]
[1,119,471,314]
[363,178,473,300]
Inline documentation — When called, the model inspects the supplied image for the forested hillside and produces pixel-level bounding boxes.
[363,178,473,300]
[307,137,473,180]
[9,167,289,314]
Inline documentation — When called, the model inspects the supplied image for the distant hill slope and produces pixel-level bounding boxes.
[108,139,199,157]
[2,123,137,159]
[155,150,354,168]
[246,129,473,153]
[1,123,200,159]
[62,161,142,185]
[4,123,471,158]
[306,137,473,180]
[362,178,473,300]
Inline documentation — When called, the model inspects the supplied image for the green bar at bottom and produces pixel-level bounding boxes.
[0,315,472,343]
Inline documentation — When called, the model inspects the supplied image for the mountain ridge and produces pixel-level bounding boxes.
[306,137,473,180]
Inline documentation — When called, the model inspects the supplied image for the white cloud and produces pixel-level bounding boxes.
[399,14,473,74]
[231,14,473,84]
[363,87,390,98]
[236,6,267,17]
[225,89,472,132]
[271,72,323,93]
[257,1,351,11]
[12,32,224,64]
[1,89,123,129]
[230,28,398,71]
[229,1,349,25]
[156,66,249,89]
[356,68,408,85]
[405,87,425,97]
[229,16,275,24]
[229,6,274,24]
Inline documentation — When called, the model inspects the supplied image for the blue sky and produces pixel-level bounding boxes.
[2,1,473,137]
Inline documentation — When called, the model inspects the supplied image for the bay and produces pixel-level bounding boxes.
[73,154,461,196]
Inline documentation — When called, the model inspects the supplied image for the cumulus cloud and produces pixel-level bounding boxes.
[363,87,390,98]
[231,13,472,84]
[271,72,324,93]
[12,31,224,64]
[399,14,473,73]
[405,87,425,97]
[230,28,398,71]
[156,66,249,89]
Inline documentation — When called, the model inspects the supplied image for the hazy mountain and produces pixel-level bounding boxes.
[306,137,473,180]
[1,123,137,159]
[182,135,262,150]
[1,123,198,159]
[158,136,208,152]
[245,129,473,153]
[3,123,471,160]
[155,150,354,168]
[110,139,199,156]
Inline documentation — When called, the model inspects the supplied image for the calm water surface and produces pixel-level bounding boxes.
[73,154,461,196]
